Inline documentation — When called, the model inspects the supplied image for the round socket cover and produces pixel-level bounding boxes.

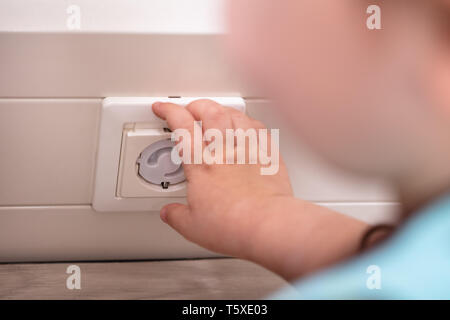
[137,139,185,187]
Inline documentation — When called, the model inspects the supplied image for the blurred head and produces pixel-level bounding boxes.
[226,0,450,183]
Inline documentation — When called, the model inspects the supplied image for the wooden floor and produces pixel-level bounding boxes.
[0,258,292,299]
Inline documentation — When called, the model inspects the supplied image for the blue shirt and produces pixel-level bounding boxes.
[271,194,450,299]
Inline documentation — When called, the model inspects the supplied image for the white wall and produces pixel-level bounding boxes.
[0,0,399,262]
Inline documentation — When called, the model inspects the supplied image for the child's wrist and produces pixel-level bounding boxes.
[232,195,294,261]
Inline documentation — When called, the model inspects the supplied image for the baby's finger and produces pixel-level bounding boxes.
[160,203,193,238]
[185,99,233,133]
[223,107,265,131]
[152,102,204,176]
[152,102,195,133]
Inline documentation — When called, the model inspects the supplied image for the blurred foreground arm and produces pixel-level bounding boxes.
[152,99,369,281]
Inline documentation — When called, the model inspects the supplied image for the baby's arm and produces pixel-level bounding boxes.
[152,100,369,281]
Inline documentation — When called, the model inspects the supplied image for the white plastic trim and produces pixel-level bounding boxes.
[92,97,246,212]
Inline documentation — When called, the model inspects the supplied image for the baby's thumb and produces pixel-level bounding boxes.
[160,203,191,234]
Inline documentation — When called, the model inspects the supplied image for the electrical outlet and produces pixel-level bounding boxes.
[137,139,185,188]
[92,97,246,212]
[117,127,186,198]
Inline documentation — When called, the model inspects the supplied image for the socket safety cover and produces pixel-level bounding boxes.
[92,97,246,212]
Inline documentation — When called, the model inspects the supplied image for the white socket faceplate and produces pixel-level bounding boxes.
[117,127,188,199]
[92,97,246,212]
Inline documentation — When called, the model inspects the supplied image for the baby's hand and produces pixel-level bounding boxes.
[152,99,293,258]
[153,99,368,280]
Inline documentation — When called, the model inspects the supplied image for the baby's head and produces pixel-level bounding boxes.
[227,0,450,185]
